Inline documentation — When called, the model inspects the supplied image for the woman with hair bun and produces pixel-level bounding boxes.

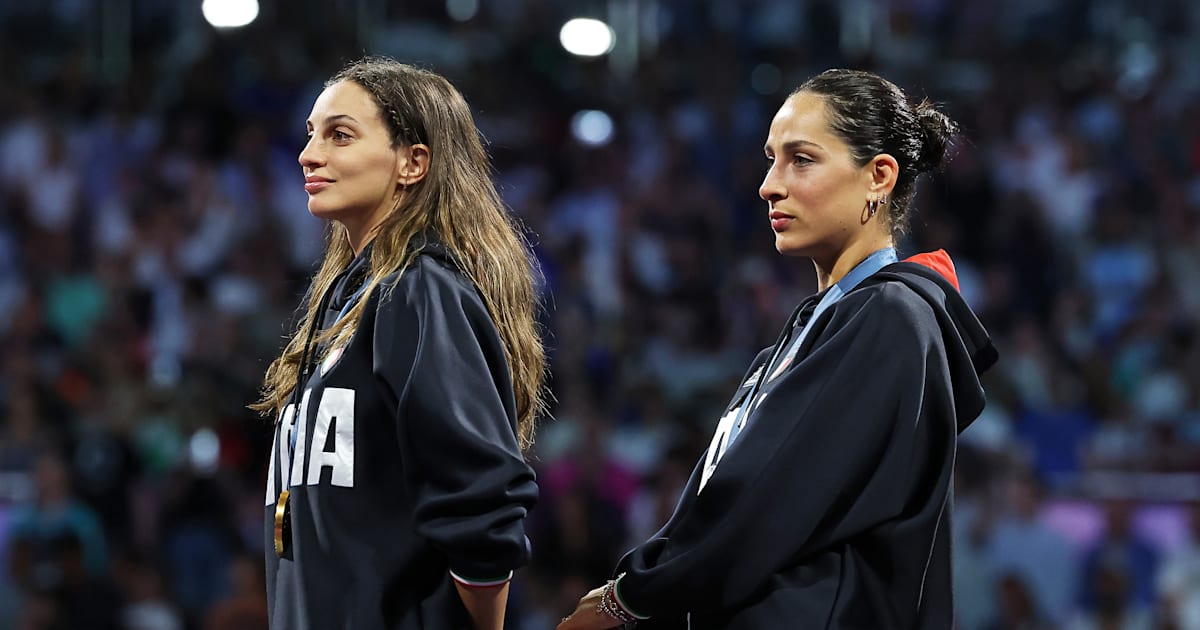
[560,69,999,629]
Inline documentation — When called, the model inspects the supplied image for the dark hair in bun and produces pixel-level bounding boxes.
[795,69,958,237]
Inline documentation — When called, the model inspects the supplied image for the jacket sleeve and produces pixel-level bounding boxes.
[615,283,957,617]
[372,257,538,585]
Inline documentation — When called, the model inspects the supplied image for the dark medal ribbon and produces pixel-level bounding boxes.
[273,269,371,559]
[275,399,306,558]
[275,407,303,559]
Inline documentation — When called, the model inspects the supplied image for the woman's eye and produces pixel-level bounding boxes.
[793,155,812,166]
[333,130,351,141]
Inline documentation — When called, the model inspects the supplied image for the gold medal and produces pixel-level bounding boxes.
[274,489,291,557]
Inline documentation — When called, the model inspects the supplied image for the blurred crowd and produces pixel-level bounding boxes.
[1,0,1199,628]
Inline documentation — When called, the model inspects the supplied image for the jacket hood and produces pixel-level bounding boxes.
[902,249,960,291]
[328,233,462,314]
[868,250,998,433]
[406,232,460,269]
[326,242,374,316]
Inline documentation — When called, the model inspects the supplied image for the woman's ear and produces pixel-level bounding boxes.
[397,143,430,186]
[867,153,899,195]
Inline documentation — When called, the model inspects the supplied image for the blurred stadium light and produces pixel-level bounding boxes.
[560,17,616,57]
[201,0,259,29]
[446,0,480,22]
[570,110,616,147]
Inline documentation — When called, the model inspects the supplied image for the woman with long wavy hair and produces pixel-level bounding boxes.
[255,57,546,630]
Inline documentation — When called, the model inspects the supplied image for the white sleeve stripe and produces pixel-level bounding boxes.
[449,569,513,588]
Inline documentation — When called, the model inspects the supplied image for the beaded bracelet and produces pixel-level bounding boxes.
[598,573,639,627]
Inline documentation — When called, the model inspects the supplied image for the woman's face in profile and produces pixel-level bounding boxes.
[759,92,873,259]
[298,80,403,224]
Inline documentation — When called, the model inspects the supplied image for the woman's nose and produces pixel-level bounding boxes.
[298,137,323,169]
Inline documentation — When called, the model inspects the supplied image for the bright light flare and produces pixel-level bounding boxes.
[559,18,615,57]
[202,0,260,29]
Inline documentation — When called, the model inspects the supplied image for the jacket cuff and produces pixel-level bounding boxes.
[449,569,513,589]
[614,575,651,620]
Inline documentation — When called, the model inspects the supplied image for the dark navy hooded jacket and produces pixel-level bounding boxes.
[615,252,998,629]
[264,240,537,629]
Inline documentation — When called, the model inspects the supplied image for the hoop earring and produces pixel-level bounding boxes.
[866,194,889,218]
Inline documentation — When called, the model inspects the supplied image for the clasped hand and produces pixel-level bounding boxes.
[556,584,623,630]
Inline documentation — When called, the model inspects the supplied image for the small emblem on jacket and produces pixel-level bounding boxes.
[320,346,345,377]
[768,357,793,382]
[742,365,763,389]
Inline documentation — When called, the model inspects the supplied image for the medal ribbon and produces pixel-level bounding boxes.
[725,247,898,445]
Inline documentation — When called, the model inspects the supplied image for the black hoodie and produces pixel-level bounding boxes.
[614,253,997,629]
[264,239,537,629]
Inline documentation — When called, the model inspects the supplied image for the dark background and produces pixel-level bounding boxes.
[1,1,1198,628]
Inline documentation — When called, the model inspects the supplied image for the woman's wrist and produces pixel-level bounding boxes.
[597,573,648,626]
[613,575,650,620]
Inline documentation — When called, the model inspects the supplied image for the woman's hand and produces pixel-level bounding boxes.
[556,585,622,630]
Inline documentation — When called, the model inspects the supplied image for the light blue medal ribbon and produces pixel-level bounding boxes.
[332,281,371,326]
[724,247,898,446]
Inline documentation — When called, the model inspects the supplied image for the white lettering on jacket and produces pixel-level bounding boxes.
[699,405,739,493]
[265,388,356,506]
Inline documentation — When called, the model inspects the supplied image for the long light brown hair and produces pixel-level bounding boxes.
[253,57,546,451]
